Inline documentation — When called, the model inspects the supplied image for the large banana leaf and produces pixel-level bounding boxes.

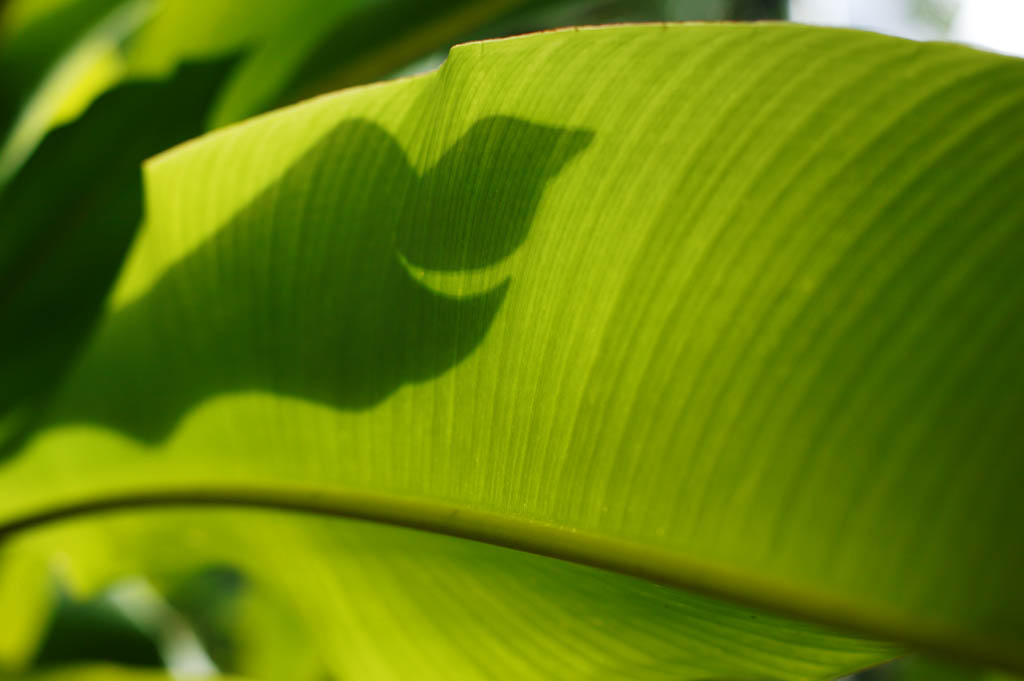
[0,0,577,450]
[0,0,535,459]
[1,22,1023,680]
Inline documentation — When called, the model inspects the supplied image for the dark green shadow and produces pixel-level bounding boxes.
[0,58,240,460]
[48,116,592,442]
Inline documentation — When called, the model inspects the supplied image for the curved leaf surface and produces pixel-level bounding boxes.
[4,509,897,680]
[2,22,1023,678]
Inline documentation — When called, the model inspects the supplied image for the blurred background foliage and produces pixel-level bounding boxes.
[0,0,1020,679]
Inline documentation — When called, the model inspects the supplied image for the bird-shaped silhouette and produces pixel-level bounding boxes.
[51,116,593,441]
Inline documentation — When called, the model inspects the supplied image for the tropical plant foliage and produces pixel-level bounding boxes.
[1,1,1022,680]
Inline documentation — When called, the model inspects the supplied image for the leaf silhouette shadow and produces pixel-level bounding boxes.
[50,116,593,442]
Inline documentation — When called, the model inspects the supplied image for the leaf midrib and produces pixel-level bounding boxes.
[0,481,1019,674]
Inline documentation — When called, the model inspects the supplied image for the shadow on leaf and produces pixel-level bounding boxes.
[48,115,592,441]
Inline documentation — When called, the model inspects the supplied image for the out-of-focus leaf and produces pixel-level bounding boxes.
[115,0,371,126]
[1,21,1023,681]
[0,0,151,186]
[727,0,784,20]
[13,663,249,681]
[0,547,52,669]
[161,567,243,673]
[0,0,127,137]
[0,57,237,458]
[868,657,1022,681]
[1,0,547,142]
[276,0,564,110]
[31,593,162,669]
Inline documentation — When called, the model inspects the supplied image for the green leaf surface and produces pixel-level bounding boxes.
[0,0,565,441]
[5,509,897,681]
[2,21,1023,680]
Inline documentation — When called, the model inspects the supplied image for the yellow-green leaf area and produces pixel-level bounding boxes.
[2,21,1022,679]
